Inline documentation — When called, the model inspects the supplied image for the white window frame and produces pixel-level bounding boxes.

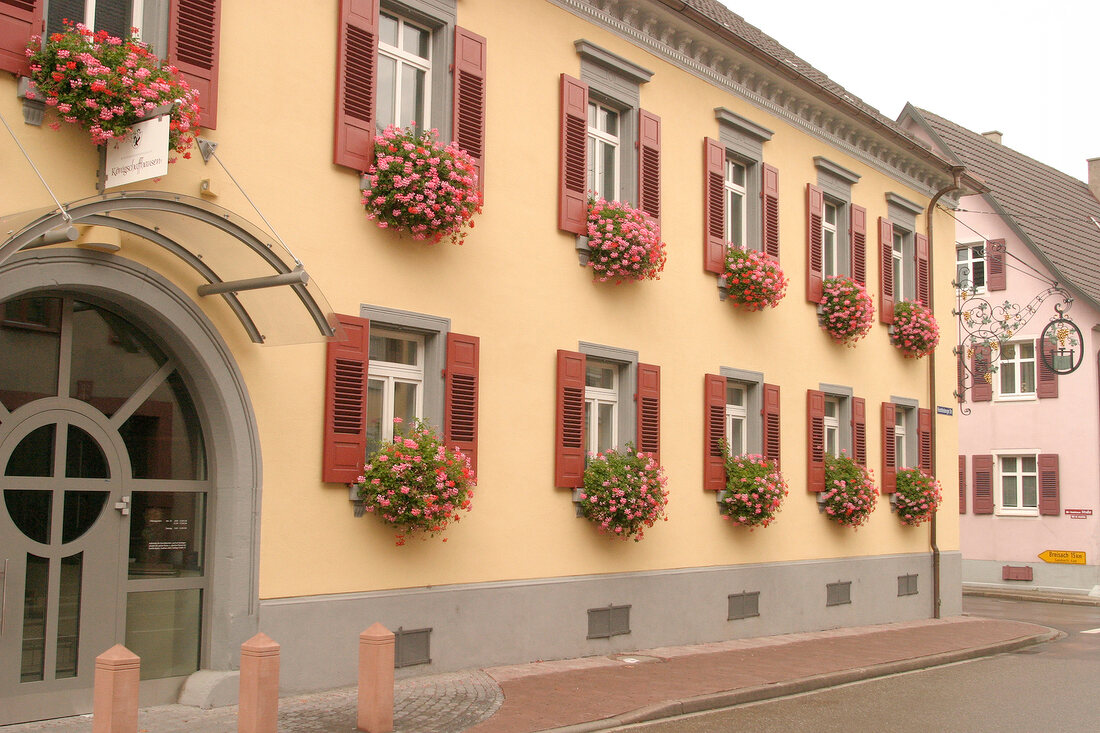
[377,11,433,133]
[823,201,839,278]
[724,159,748,248]
[45,0,164,50]
[996,338,1037,401]
[894,407,909,468]
[587,101,621,202]
[367,329,426,451]
[893,229,906,301]
[824,397,841,458]
[993,450,1040,516]
[725,383,748,457]
[956,241,986,294]
[584,360,619,456]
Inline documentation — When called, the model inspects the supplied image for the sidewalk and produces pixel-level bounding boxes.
[2,615,1055,733]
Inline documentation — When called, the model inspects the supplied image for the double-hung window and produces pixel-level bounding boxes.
[956,242,986,293]
[998,454,1038,514]
[587,102,620,202]
[808,386,866,492]
[881,400,929,492]
[555,345,661,488]
[559,41,659,235]
[724,159,748,249]
[366,329,425,454]
[894,407,908,468]
[44,0,168,54]
[703,108,776,273]
[703,370,780,490]
[892,226,910,301]
[806,157,862,301]
[880,193,928,322]
[999,340,1036,398]
[584,361,618,456]
[376,11,432,133]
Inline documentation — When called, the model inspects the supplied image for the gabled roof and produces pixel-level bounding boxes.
[904,105,1100,309]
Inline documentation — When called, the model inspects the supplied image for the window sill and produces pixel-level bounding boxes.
[575,235,590,266]
[993,394,1037,403]
[17,77,45,126]
[993,508,1039,518]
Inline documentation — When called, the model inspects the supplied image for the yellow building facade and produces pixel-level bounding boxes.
[0,0,975,721]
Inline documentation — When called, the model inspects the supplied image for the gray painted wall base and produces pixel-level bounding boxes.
[178,671,241,709]
[261,552,961,694]
[963,558,1100,595]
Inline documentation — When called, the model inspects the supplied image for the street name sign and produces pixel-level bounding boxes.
[1037,550,1086,564]
[1064,508,1093,519]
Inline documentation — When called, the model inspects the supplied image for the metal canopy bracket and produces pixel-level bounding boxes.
[197,138,219,163]
[198,268,310,297]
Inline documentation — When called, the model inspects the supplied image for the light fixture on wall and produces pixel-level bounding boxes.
[77,225,122,253]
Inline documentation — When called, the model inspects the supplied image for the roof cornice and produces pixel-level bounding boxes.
[548,0,961,196]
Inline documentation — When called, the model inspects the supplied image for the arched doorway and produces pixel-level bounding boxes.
[0,252,261,724]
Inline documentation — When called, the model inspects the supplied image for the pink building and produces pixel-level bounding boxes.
[900,106,1100,596]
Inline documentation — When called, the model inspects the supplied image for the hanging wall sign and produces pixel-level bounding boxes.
[1039,316,1083,375]
[101,114,170,189]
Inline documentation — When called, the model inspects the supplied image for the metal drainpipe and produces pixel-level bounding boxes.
[925,166,966,619]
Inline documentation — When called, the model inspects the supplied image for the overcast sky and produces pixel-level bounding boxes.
[733,1,1100,182]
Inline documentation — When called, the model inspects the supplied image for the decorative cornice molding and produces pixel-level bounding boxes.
[715,107,773,142]
[574,39,654,83]
[547,0,954,197]
[814,156,861,185]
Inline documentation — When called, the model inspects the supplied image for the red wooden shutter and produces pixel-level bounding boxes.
[1036,338,1058,398]
[555,350,586,488]
[167,0,221,129]
[444,332,479,475]
[1038,453,1059,516]
[851,396,867,467]
[956,350,966,403]
[636,363,660,463]
[333,0,379,170]
[987,239,1007,291]
[762,383,781,468]
[453,27,487,191]
[971,345,993,402]
[918,407,932,474]
[881,402,896,493]
[879,217,895,324]
[559,74,589,235]
[915,232,930,306]
[762,163,780,261]
[703,137,726,274]
[806,184,824,303]
[703,374,726,491]
[0,0,40,75]
[850,204,867,286]
[807,389,825,492]
[638,110,661,224]
[958,455,967,514]
[322,314,370,483]
[972,454,994,514]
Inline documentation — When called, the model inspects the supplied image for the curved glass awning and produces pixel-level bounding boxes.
[0,191,338,345]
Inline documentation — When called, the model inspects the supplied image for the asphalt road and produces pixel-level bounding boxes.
[613,596,1100,733]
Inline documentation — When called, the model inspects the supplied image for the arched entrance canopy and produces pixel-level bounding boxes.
[0,191,338,344]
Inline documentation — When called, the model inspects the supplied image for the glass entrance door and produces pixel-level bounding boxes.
[0,295,209,724]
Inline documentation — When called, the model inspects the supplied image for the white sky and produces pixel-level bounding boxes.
[732,1,1100,181]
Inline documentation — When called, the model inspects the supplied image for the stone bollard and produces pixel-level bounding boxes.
[238,632,281,733]
[357,623,395,733]
[92,644,140,733]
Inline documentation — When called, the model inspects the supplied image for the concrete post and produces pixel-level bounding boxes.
[238,632,280,733]
[92,644,140,733]
[357,623,395,733]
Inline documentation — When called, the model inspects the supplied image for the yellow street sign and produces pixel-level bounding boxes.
[1037,550,1086,565]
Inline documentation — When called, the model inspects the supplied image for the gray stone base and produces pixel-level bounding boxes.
[962,558,1100,595]
[178,670,241,709]
[260,551,961,694]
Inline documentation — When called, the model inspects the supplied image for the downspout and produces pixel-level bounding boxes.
[926,166,966,619]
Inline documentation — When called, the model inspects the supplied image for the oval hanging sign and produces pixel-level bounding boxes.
[1039,317,1083,375]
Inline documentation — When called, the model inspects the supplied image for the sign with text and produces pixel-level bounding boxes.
[1065,509,1093,519]
[103,114,169,188]
[1037,550,1086,565]
[936,406,953,416]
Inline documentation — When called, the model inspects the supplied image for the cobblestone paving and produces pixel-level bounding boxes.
[1,670,503,733]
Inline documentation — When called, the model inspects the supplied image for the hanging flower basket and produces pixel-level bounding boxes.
[24,23,200,159]
[362,125,482,244]
[577,447,669,541]
[821,453,877,528]
[351,419,475,545]
[585,198,667,283]
[819,276,875,346]
[722,246,789,310]
[891,301,940,358]
[893,467,942,526]
[718,453,789,528]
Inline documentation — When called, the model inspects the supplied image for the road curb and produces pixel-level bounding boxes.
[963,587,1100,607]
[536,628,1061,732]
